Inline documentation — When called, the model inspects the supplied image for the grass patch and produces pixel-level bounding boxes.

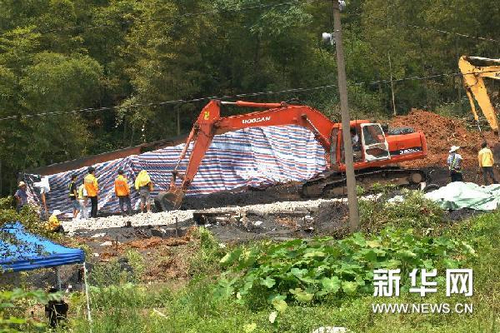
[359,190,445,234]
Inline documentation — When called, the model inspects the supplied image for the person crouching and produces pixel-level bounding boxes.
[47,210,64,233]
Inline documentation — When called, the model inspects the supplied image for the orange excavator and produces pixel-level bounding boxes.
[156,100,428,210]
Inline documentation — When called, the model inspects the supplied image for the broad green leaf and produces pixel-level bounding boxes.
[321,276,341,293]
[220,248,242,266]
[261,277,276,288]
[304,250,326,258]
[361,249,378,262]
[397,250,417,258]
[351,233,366,246]
[366,240,381,248]
[289,288,313,302]
[342,281,358,295]
[272,299,288,313]
[290,267,307,277]
[298,276,317,284]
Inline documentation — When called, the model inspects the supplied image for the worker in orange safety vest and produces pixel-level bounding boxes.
[84,166,99,218]
[115,169,133,216]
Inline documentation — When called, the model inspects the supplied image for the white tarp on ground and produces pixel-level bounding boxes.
[425,182,500,210]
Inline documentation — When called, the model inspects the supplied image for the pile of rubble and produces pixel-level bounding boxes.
[62,210,194,233]
[391,109,496,169]
[63,197,348,234]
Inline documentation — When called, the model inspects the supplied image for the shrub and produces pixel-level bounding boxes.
[215,228,475,310]
[360,190,444,234]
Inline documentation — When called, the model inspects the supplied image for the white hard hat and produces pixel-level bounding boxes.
[449,146,460,153]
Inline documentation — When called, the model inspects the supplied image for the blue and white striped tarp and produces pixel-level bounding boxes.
[26,126,327,216]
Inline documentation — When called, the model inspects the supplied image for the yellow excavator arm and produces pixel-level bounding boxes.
[459,55,500,133]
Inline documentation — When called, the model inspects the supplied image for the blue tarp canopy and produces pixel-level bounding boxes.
[0,222,85,272]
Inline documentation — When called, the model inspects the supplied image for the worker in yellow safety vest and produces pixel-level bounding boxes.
[84,166,99,218]
[115,169,133,216]
[78,182,88,219]
[478,142,498,185]
[135,170,153,213]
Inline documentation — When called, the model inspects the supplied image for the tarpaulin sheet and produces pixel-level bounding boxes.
[425,182,500,210]
[0,222,85,272]
[25,126,327,215]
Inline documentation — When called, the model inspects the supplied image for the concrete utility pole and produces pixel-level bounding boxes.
[332,0,360,231]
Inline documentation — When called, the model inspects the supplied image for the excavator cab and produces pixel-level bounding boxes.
[360,123,390,162]
[339,123,390,165]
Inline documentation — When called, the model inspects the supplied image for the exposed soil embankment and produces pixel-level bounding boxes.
[391,109,497,169]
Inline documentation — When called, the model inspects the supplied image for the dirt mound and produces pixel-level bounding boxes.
[391,109,496,169]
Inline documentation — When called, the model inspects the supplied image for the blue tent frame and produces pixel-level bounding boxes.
[0,222,85,272]
[0,222,92,323]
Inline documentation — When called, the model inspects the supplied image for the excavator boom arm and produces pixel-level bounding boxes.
[459,55,500,132]
[166,100,338,208]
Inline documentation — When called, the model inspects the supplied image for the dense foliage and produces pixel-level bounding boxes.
[0,197,58,240]
[1,0,499,195]
[215,228,474,309]
[0,289,62,333]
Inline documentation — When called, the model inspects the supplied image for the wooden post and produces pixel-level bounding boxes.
[388,53,397,116]
[332,1,360,232]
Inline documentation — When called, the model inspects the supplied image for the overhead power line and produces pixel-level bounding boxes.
[0,84,338,122]
[1,69,496,122]
[405,24,500,45]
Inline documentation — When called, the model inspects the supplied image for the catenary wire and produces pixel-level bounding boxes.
[1,70,496,122]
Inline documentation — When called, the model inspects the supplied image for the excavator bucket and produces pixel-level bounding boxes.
[154,189,184,212]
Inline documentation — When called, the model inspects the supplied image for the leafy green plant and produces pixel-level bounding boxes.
[215,228,475,309]
[187,227,227,277]
[0,288,61,333]
[125,250,145,282]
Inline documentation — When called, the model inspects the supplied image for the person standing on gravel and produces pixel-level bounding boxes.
[115,169,133,216]
[84,167,99,218]
[77,182,88,219]
[478,142,497,185]
[447,146,463,182]
[135,169,153,213]
[68,174,80,219]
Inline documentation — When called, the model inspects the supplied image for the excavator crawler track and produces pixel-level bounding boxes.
[300,167,427,198]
